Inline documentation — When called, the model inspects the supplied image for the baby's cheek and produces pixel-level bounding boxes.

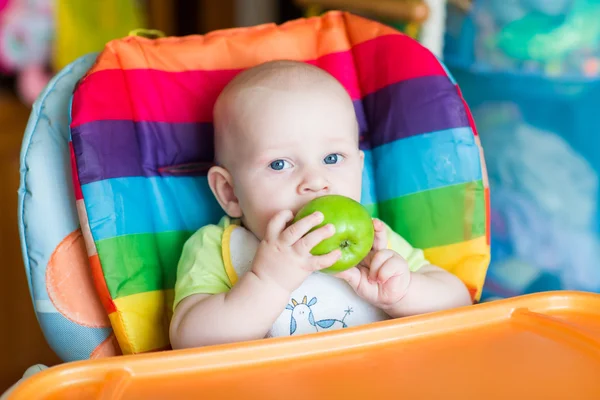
[250,199,283,238]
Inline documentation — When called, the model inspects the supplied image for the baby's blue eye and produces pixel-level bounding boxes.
[324,153,344,165]
[269,159,291,171]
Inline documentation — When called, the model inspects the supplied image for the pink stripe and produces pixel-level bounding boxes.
[71,34,446,127]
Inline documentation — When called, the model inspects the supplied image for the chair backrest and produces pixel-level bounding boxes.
[21,11,489,359]
[18,53,121,362]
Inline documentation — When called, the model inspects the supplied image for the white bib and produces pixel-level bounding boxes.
[226,225,389,338]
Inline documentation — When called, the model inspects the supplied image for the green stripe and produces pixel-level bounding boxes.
[364,203,379,219]
[378,180,486,249]
[96,230,194,299]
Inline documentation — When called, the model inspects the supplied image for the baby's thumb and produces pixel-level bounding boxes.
[372,219,388,251]
[312,249,342,272]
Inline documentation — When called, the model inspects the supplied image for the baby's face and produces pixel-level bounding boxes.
[227,87,363,240]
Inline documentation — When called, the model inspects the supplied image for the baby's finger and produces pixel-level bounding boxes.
[280,211,324,245]
[335,267,363,291]
[265,210,294,241]
[372,219,388,251]
[368,249,396,282]
[375,256,408,283]
[310,249,342,272]
[294,223,335,254]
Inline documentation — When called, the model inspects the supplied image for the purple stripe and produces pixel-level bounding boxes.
[71,76,467,185]
[363,75,470,148]
[353,100,371,150]
[72,121,214,185]
[72,104,370,185]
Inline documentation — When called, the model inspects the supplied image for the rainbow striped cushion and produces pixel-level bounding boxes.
[70,12,490,355]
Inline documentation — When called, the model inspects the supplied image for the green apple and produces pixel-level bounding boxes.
[293,195,374,274]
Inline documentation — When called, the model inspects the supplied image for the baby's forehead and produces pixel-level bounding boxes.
[224,79,353,129]
[213,61,357,162]
[234,82,341,106]
[224,61,347,98]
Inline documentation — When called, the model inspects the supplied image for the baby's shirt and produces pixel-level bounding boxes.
[173,216,429,337]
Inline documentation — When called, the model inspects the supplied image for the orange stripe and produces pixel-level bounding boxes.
[89,254,116,314]
[87,12,401,74]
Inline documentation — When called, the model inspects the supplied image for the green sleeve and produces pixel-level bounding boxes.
[173,224,232,310]
[386,225,429,272]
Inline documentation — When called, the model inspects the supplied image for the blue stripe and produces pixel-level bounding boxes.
[81,176,223,241]
[372,127,482,201]
[85,169,381,240]
[360,150,377,206]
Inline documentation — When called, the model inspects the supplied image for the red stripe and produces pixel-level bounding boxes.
[353,34,445,95]
[90,254,117,314]
[453,83,488,245]
[69,142,83,200]
[485,187,491,246]
[71,68,235,127]
[455,84,478,136]
[71,34,446,127]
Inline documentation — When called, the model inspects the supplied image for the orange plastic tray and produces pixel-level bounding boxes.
[9,291,600,399]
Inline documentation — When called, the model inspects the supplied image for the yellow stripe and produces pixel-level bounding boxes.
[222,225,239,286]
[423,236,490,301]
[108,312,133,355]
[110,290,172,354]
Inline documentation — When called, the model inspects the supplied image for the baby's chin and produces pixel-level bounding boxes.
[237,216,267,241]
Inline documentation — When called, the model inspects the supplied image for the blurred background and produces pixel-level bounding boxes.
[1,0,600,392]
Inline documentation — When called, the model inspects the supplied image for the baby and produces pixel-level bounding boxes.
[170,60,471,349]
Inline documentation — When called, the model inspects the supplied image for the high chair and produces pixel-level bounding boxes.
[9,11,599,400]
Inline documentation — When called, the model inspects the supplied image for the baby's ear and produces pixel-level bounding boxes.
[208,166,242,218]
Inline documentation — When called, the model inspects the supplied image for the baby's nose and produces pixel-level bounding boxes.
[298,174,329,194]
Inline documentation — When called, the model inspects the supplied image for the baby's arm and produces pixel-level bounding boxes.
[382,263,471,318]
[337,219,471,318]
[170,269,292,349]
[170,210,340,349]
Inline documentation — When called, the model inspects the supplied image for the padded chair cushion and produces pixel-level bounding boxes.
[70,12,490,355]
[19,53,121,361]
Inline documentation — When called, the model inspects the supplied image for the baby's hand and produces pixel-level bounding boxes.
[251,210,341,294]
[336,219,411,310]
